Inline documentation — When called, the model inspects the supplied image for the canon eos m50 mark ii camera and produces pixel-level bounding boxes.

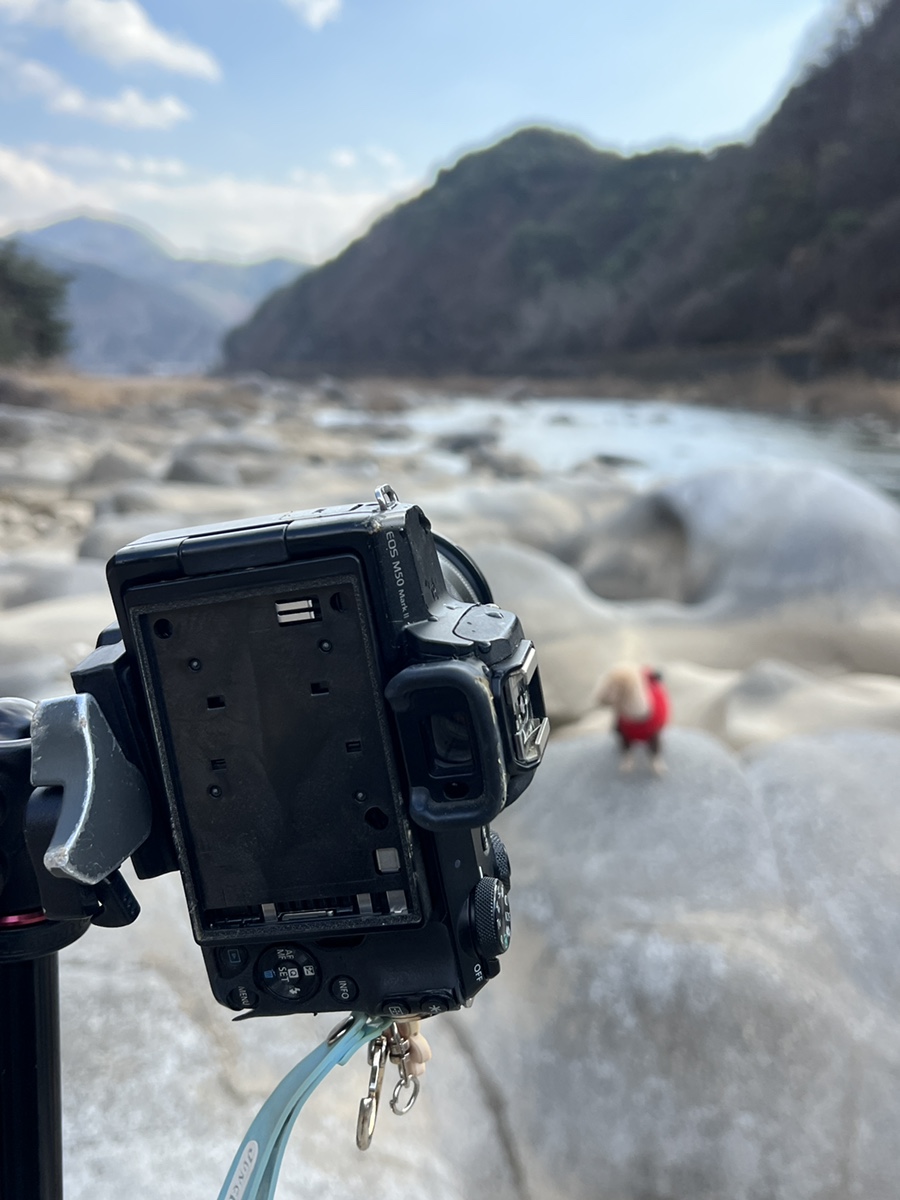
[66,487,548,1020]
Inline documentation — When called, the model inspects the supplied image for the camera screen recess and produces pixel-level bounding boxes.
[127,555,420,939]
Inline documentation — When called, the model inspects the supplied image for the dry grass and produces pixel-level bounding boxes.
[7,362,900,422]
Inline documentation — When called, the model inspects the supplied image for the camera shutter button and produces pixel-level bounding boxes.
[470,876,511,959]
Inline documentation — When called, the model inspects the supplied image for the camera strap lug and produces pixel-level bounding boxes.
[374,483,400,511]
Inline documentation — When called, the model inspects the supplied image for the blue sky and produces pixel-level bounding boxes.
[0,0,847,262]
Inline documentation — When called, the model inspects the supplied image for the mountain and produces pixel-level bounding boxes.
[224,131,705,375]
[13,215,305,374]
[224,0,900,377]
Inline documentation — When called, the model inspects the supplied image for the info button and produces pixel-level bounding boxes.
[329,975,359,1005]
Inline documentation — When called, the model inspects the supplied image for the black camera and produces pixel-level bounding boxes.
[62,486,548,1020]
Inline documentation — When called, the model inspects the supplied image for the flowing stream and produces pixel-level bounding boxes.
[319,395,900,496]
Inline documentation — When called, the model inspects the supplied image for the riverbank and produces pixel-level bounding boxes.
[6,354,900,423]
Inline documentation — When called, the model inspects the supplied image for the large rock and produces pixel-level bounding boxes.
[568,659,900,749]
[60,729,900,1200]
[61,868,517,1200]
[77,445,157,485]
[0,554,106,610]
[460,729,900,1200]
[572,491,690,601]
[468,537,900,725]
[576,464,900,618]
[426,477,633,561]
[165,430,286,487]
[468,539,627,721]
[0,592,114,697]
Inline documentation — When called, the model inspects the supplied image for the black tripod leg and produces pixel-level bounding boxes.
[0,953,63,1200]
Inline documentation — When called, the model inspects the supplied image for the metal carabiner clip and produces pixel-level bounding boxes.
[356,1035,388,1150]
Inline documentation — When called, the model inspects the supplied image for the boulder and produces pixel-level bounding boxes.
[427,478,632,562]
[165,453,244,487]
[78,445,157,485]
[565,463,900,619]
[567,659,900,749]
[0,555,106,609]
[457,728,900,1200]
[79,513,194,560]
[0,405,45,447]
[61,868,515,1200]
[575,492,690,601]
[0,371,56,408]
[666,463,900,615]
[0,592,114,698]
[165,432,286,488]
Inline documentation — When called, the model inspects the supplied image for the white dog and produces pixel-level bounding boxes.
[595,663,670,774]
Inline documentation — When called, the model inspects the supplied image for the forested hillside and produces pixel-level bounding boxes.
[225,0,900,377]
[0,241,68,364]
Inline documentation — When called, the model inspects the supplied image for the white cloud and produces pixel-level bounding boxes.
[0,143,98,220]
[281,0,341,31]
[326,144,406,177]
[2,49,191,127]
[29,143,186,175]
[66,87,190,128]
[329,147,357,169]
[0,0,221,79]
[0,142,419,260]
[116,172,390,259]
[366,144,402,171]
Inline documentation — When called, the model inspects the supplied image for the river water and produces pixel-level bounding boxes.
[382,396,900,496]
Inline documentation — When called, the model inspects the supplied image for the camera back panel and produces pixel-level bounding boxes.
[127,554,420,940]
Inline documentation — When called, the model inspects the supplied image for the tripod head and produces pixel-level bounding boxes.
[0,698,140,1200]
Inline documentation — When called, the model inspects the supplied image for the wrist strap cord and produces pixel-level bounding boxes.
[217,1012,391,1200]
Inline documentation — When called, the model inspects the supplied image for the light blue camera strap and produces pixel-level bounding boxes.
[217,1012,391,1200]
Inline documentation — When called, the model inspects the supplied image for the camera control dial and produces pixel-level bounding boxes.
[488,830,511,891]
[470,876,511,959]
[257,945,321,1003]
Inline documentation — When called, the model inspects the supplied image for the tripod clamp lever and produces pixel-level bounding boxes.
[30,693,152,886]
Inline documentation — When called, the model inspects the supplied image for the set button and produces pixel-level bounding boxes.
[257,945,321,1003]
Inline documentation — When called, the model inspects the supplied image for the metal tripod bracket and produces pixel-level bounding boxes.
[30,693,152,886]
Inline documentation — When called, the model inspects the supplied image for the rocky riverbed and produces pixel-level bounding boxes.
[4,369,900,1199]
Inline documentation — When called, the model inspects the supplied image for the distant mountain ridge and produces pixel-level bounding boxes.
[10,215,305,374]
[223,0,900,377]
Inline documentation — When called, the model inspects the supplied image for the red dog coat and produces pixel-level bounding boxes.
[615,669,669,743]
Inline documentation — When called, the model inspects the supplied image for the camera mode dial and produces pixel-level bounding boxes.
[470,876,511,959]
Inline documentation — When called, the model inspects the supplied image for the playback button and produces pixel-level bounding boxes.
[216,946,249,978]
